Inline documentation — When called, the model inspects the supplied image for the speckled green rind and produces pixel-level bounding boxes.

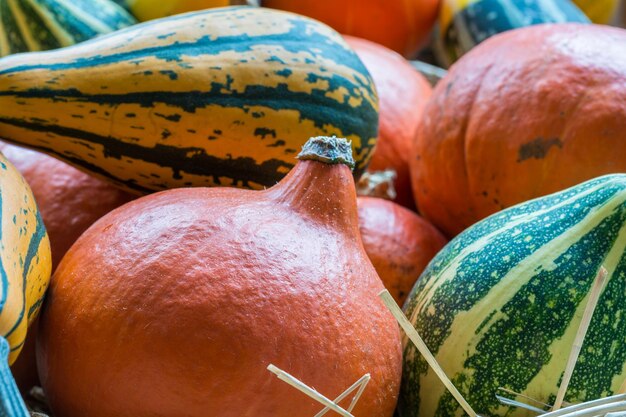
[297,136,355,169]
[401,174,626,417]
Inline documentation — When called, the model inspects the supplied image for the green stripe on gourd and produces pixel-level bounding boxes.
[0,0,136,56]
[401,175,626,417]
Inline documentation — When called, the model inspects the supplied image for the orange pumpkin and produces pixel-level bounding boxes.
[411,23,626,237]
[357,197,446,306]
[37,137,402,417]
[0,142,134,393]
[263,0,440,57]
[346,36,432,210]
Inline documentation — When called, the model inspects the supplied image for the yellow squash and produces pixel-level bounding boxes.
[0,153,51,416]
[118,0,257,21]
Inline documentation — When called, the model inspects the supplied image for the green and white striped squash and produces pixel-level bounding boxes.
[401,174,626,417]
[0,6,378,194]
[0,0,136,57]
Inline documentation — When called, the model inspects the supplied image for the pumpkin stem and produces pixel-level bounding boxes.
[0,337,29,417]
[297,136,355,169]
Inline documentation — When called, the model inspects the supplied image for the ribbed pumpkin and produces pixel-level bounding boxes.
[346,36,432,210]
[401,174,626,417]
[0,0,136,57]
[0,7,378,194]
[263,0,440,58]
[357,197,446,306]
[1,142,134,393]
[37,137,402,417]
[412,23,626,237]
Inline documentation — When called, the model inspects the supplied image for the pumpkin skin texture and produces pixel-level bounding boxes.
[37,137,402,417]
[412,23,626,237]
[0,142,134,393]
[263,0,440,57]
[346,36,432,210]
[357,197,447,306]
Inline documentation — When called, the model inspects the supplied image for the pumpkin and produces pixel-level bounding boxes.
[572,0,619,24]
[346,36,432,210]
[0,0,136,57]
[357,197,447,306]
[436,0,589,65]
[0,7,378,194]
[262,0,440,58]
[401,174,626,417]
[412,23,626,237]
[117,0,257,21]
[0,153,51,416]
[0,142,134,394]
[37,136,402,417]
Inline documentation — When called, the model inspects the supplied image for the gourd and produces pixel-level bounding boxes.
[0,153,52,417]
[401,174,626,417]
[0,0,136,57]
[346,36,432,210]
[263,0,440,58]
[37,136,401,417]
[0,7,379,194]
[0,142,133,393]
[357,196,447,306]
[412,23,626,237]
[115,0,257,21]
[436,0,589,65]
[572,0,619,23]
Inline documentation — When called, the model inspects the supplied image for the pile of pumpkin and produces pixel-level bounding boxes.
[0,0,625,416]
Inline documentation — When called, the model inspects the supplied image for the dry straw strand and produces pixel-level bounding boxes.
[314,373,371,417]
[378,289,480,417]
[553,266,609,410]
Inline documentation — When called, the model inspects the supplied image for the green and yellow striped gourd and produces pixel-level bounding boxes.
[0,0,136,57]
[0,6,378,194]
[0,153,51,417]
[401,174,626,417]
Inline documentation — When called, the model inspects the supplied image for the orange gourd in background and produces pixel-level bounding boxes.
[0,143,134,394]
[357,197,447,306]
[37,137,402,417]
[346,36,433,210]
[263,0,440,57]
[412,23,626,237]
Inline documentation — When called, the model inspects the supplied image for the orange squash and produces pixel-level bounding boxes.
[37,137,402,417]
[346,36,432,210]
[263,0,440,57]
[411,23,626,237]
[357,197,446,306]
[0,142,134,394]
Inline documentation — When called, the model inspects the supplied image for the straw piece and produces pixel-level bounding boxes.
[548,400,626,417]
[378,289,480,417]
[314,374,371,417]
[553,267,609,410]
[541,394,626,417]
[267,364,354,417]
[496,395,547,414]
[498,387,555,409]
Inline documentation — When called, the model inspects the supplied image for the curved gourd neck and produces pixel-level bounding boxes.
[0,337,29,417]
[267,136,361,236]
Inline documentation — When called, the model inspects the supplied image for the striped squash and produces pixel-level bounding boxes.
[117,0,258,22]
[401,174,626,417]
[436,0,589,65]
[0,7,378,194]
[0,0,136,57]
[0,153,51,417]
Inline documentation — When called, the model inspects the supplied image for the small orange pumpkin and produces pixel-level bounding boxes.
[357,197,447,306]
[411,24,626,237]
[263,0,440,57]
[346,36,433,210]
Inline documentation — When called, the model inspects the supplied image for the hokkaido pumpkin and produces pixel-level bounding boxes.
[346,36,433,210]
[263,0,440,57]
[37,136,402,417]
[412,23,626,237]
[357,197,447,306]
[0,142,134,394]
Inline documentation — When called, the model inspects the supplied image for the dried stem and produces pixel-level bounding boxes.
[378,289,480,417]
[553,266,608,410]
